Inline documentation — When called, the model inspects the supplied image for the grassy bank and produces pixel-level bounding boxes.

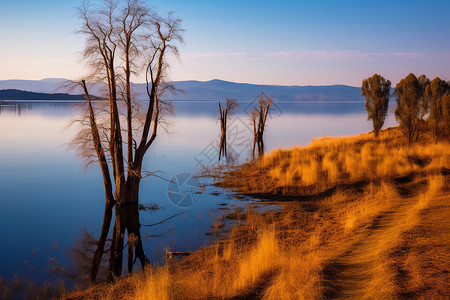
[67,127,450,299]
[218,127,448,197]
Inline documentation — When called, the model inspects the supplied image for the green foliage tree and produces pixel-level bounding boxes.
[425,77,448,138]
[442,94,450,137]
[394,73,425,143]
[361,74,391,137]
[417,74,430,119]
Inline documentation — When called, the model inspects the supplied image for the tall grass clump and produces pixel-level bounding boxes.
[343,182,398,231]
[233,229,278,291]
[133,267,170,300]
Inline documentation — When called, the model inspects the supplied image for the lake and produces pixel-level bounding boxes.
[0,99,398,286]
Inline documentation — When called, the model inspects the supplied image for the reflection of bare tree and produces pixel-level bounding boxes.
[0,102,32,116]
[66,229,109,287]
[251,93,272,158]
[218,98,239,162]
[70,0,183,283]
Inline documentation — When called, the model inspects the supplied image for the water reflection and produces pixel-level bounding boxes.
[172,99,375,116]
[0,101,32,116]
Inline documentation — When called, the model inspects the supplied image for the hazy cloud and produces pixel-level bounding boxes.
[182,50,446,60]
[1,59,69,66]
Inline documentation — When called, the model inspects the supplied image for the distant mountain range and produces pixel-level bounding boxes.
[0,78,364,102]
[0,89,102,101]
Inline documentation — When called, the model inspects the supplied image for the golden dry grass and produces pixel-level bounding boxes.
[0,276,66,300]
[68,175,449,299]
[219,127,449,196]
[66,127,450,299]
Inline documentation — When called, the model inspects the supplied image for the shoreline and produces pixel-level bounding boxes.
[64,126,450,299]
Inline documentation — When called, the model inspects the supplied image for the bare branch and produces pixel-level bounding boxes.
[141,212,184,227]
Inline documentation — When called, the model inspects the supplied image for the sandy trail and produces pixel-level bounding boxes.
[324,195,425,299]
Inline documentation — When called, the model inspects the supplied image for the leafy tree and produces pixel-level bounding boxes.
[361,74,391,137]
[417,74,430,119]
[425,77,448,138]
[442,93,450,137]
[394,73,425,143]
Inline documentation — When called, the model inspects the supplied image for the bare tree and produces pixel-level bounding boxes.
[75,0,183,282]
[394,73,426,143]
[251,93,272,158]
[218,98,239,161]
[361,74,391,137]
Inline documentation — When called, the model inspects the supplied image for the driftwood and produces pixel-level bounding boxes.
[141,212,183,227]
[166,251,191,258]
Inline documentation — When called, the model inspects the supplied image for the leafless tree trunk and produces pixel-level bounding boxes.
[79,80,116,282]
[218,98,238,161]
[75,0,183,282]
[251,93,272,158]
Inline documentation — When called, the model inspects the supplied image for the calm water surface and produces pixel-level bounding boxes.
[0,100,397,284]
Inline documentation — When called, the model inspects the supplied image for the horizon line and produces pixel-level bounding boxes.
[0,77,361,88]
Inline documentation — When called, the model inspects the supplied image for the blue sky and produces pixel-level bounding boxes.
[0,0,449,86]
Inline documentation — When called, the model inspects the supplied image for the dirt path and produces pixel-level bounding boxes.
[324,196,423,299]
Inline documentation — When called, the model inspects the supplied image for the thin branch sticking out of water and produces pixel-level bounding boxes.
[141,212,184,227]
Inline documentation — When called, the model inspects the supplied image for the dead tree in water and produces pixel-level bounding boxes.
[251,93,272,158]
[218,98,238,161]
[74,0,183,282]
